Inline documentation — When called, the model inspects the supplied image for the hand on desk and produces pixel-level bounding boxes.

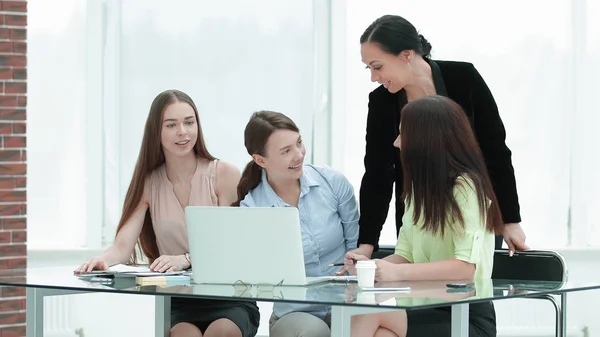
[372,259,402,282]
[150,254,190,273]
[74,258,109,274]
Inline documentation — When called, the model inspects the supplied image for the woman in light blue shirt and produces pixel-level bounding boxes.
[232,110,359,337]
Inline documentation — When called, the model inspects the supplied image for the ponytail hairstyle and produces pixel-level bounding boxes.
[360,14,432,59]
[231,111,300,206]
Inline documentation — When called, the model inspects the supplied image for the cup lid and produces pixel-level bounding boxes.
[356,260,376,267]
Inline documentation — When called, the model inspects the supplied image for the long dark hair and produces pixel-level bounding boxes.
[400,95,503,235]
[116,89,215,264]
[360,15,432,59]
[232,111,299,206]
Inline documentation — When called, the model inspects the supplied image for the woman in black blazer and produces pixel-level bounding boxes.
[348,14,529,261]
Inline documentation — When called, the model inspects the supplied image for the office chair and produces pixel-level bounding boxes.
[372,245,568,337]
[492,249,568,337]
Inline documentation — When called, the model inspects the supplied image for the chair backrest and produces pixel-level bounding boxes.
[372,246,568,283]
[491,249,568,283]
[371,245,396,260]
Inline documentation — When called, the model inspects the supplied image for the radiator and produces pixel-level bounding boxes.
[495,297,588,337]
[44,296,79,337]
[497,326,588,337]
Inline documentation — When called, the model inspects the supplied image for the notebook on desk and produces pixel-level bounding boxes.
[185,206,356,286]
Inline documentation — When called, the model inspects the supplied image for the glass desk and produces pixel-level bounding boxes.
[1,266,598,337]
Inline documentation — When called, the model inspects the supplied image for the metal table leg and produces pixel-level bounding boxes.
[155,295,171,337]
[330,306,351,337]
[451,303,469,337]
[560,293,567,337]
[26,288,43,337]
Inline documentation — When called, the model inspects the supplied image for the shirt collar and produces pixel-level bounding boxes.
[397,59,448,106]
[300,168,319,196]
[260,167,319,207]
[427,59,448,96]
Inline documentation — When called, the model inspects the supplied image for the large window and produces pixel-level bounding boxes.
[28,0,331,249]
[571,0,600,246]
[29,0,599,250]
[28,0,88,249]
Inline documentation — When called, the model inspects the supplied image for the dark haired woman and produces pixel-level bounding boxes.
[347,15,528,265]
[234,110,359,337]
[349,95,499,337]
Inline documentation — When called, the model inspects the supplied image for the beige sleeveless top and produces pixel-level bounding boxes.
[147,158,219,256]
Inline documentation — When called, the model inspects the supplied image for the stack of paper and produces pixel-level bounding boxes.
[109,264,153,273]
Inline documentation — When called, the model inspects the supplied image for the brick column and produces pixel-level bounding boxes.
[0,1,27,336]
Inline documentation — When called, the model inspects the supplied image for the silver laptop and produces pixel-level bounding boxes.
[184,206,356,286]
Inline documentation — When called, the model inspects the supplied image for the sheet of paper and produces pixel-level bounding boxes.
[109,264,152,273]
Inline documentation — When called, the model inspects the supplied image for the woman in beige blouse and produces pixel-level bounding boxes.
[75,89,260,337]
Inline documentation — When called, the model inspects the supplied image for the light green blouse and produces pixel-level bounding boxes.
[394,176,495,280]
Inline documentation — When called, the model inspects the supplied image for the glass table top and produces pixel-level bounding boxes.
[1,265,597,310]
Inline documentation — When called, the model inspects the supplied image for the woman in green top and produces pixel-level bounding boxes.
[348,95,501,337]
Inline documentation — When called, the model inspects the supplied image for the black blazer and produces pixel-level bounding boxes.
[358,59,521,250]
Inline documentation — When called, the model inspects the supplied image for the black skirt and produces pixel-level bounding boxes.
[406,301,496,337]
[170,297,260,337]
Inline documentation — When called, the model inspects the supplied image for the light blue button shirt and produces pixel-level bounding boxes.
[240,164,359,319]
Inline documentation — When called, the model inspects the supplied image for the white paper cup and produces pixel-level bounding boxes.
[356,260,377,288]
